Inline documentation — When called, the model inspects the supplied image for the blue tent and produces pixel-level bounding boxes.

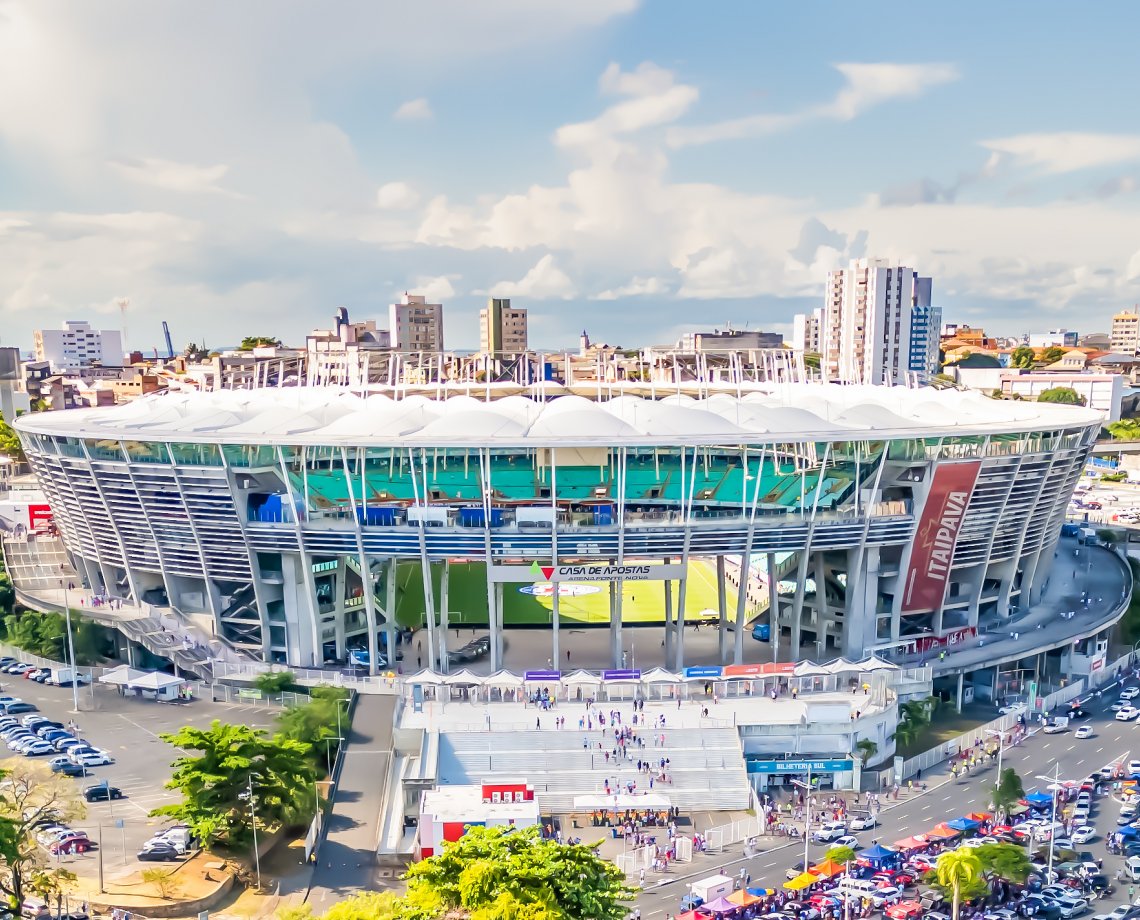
[860,843,898,863]
[947,817,981,832]
[1119,826,1140,839]
[1024,792,1053,807]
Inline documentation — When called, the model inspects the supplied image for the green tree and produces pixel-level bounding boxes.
[254,670,296,694]
[993,767,1025,811]
[933,848,985,920]
[1101,470,1127,482]
[1010,346,1036,369]
[0,413,25,461]
[854,739,878,762]
[1037,386,1085,406]
[403,825,633,920]
[0,761,86,911]
[1108,419,1140,440]
[1040,347,1066,365]
[278,892,401,920]
[239,336,284,351]
[276,686,351,765]
[1099,528,1123,548]
[152,720,318,848]
[825,845,858,865]
[973,842,1032,885]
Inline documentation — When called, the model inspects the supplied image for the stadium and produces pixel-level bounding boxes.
[14,382,1102,673]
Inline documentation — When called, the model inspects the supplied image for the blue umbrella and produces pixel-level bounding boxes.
[1024,792,1053,807]
[947,817,981,832]
[1119,825,1140,839]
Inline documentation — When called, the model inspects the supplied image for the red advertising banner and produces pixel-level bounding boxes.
[901,461,982,613]
[722,662,796,678]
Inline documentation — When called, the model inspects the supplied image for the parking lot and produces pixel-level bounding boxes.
[0,664,279,881]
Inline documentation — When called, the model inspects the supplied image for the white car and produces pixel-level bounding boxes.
[1071,826,1096,845]
[1056,896,1088,919]
[1117,706,1140,721]
[1076,725,1094,739]
[849,814,878,831]
[70,750,113,766]
[1121,688,1139,701]
[1111,701,1128,712]
[1130,759,1140,773]
[811,821,848,843]
[999,703,1027,715]
[869,888,903,908]
[834,834,860,848]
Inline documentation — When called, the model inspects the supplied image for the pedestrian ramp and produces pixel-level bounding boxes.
[438,725,751,813]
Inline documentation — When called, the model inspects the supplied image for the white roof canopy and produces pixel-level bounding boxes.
[405,669,446,685]
[573,792,672,810]
[15,383,1103,447]
[562,669,603,685]
[443,669,484,685]
[483,670,524,688]
[640,667,681,684]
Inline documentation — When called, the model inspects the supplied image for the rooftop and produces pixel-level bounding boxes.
[14,382,1103,448]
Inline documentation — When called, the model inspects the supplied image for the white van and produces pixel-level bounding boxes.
[837,880,879,898]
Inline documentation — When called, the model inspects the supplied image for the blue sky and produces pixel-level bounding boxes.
[2,0,1140,355]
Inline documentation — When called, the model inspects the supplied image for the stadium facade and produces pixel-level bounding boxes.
[14,383,1101,672]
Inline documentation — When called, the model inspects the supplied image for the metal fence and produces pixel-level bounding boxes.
[212,660,400,694]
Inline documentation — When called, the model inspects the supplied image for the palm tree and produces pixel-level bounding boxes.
[855,739,878,762]
[935,849,983,920]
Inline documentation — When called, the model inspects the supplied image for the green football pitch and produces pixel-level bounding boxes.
[392,559,741,628]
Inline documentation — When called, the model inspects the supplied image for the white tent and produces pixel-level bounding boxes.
[821,658,856,675]
[483,670,524,688]
[640,667,681,684]
[859,655,900,672]
[405,669,446,685]
[562,669,602,685]
[128,671,185,690]
[793,661,829,677]
[99,666,147,686]
[443,669,484,685]
[573,792,671,810]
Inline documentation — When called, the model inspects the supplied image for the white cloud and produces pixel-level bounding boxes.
[489,254,576,299]
[594,276,669,300]
[667,62,959,148]
[406,275,458,302]
[393,98,433,121]
[376,181,420,209]
[109,156,238,195]
[981,132,1140,175]
[555,61,698,150]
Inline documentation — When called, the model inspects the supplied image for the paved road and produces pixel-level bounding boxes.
[634,672,1140,917]
[308,694,395,910]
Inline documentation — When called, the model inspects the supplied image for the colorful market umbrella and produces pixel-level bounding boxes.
[677,913,705,920]
[927,823,961,840]
[810,859,847,878]
[727,890,762,907]
[860,843,897,862]
[893,835,929,850]
[784,872,818,891]
[947,817,981,832]
[1024,792,1053,807]
[701,897,739,914]
[968,812,993,822]
[747,888,776,898]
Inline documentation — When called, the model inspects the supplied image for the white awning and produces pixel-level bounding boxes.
[793,662,829,677]
[859,655,900,672]
[821,658,856,675]
[128,671,185,690]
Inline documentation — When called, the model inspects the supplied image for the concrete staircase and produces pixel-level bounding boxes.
[439,725,751,813]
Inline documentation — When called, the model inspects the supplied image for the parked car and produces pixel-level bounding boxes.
[137,843,181,862]
[1,703,36,714]
[48,835,91,856]
[83,785,122,802]
[70,750,113,767]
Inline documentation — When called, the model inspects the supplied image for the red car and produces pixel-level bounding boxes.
[50,835,91,855]
[885,901,922,920]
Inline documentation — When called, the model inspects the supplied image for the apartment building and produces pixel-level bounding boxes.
[479,298,528,355]
[389,294,445,352]
[1111,311,1140,355]
[798,259,936,386]
[33,320,124,373]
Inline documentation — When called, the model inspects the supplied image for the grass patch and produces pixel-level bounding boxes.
[893,704,991,760]
[393,559,733,628]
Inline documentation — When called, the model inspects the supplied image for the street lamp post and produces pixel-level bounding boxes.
[247,773,262,890]
[792,766,813,875]
[1035,764,1063,884]
[985,728,1007,810]
[61,581,80,714]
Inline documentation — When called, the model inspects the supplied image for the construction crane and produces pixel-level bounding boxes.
[162,321,174,359]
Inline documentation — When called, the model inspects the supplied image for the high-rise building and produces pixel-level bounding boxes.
[1111,311,1140,354]
[33,320,124,373]
[797,259,935,385]
[388,294,444,352]
[479,298,528,355]
[792,308,823,356]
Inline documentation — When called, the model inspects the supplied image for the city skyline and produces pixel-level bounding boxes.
[3,1,1140,351]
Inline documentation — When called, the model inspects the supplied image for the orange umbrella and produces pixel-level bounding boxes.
[728,890,762,907]
[967,812,992,822]
[927,823,961,840]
